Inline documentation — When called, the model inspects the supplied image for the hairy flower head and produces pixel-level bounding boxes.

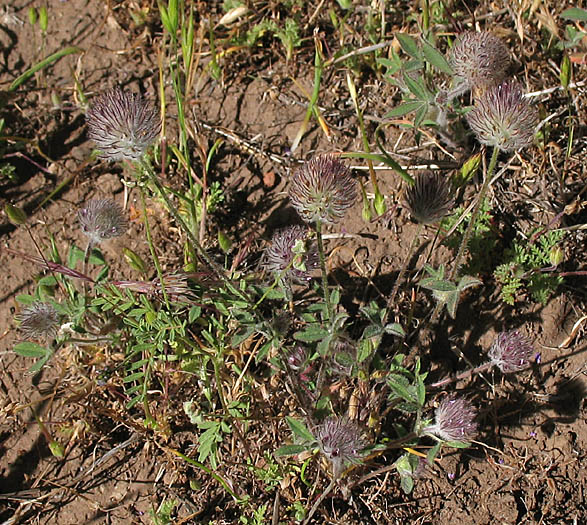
[15,302,60,341]
[449,31,510,91]
[79,199,128,245]
[316,416,365,478]
[262,226,318,283]
[404,172,454,224]
[288,155,357,224]
[466,79,538,152]
[489,329,534,373]
[86,88,160,162]
[425,397,478,443]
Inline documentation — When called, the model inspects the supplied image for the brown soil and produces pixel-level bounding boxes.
[1,1,585,524]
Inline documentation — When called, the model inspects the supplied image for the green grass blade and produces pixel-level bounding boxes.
[9,47,83,92]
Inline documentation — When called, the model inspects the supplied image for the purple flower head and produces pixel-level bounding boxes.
[15,302,60,341]
[466,79,538,152]
[288,155,357,225]
[316,416,364,478]
[404,172,454,224]
[425,397,478,443]
[86,87,160,162]
[449,31,510,91]
[489,329,534,373]
[262,226,318,283]
[287,346,307,371]
[79,199,128,245]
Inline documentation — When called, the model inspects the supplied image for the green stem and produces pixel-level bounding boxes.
[315,221,332,322]
[448,146,499,281]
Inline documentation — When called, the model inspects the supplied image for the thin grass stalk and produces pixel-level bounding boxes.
[138,159,252,305]
[347,73,384,214]
[315,221,333,322]
[389,223,423,306]
[138,186,170,309]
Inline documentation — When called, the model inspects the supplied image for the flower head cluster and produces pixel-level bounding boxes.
[404,172,454,224]
[86,87,160,162]
[15,302,60,341]
[262,226,319,283]
[449,31,510,91]
[489,329,534,373]
[288,155,357,224]
[425,397,478,443]
[466,79,538,152]
[316,416,365,478]
[79,199,128,245]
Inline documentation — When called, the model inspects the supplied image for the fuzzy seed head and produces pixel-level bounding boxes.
[404,172,455,224]
[15,302,60,341]
[466,79,538,152]
[317,417,364,478]
[449,31,510,90]
[262,226,319,283]
[427,397,478,443]
[86,88,160,162]
[288,155,357,224]
[489,330,534,373]
[79,199,128,245]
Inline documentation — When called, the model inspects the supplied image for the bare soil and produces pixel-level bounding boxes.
[0,1,585,524]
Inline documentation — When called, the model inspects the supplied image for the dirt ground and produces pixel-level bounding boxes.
[0,1,585,524]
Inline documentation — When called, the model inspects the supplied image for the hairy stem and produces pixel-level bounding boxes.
[315,220,333,322]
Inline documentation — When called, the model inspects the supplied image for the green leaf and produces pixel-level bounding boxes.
[445,290,459,319]
[561,8,587,21]
[14,342,48,358]
[28,353,51,374]
[16,294,35,305]
[274,444,309,456]
[404,74,428,100]
[357,338,373,363]
[457,275,482,291]
[396,33,420,59]
[421,39,453,74]
[286,417,315,442]
[420,278,457,292]
[38,275,58,287]
[384,323,405,337]
[384,101,425,118]
[294,325,329,343]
